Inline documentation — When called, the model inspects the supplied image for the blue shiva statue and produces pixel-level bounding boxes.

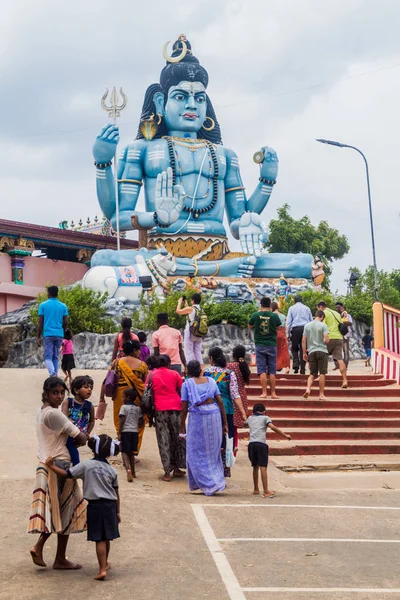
[92,34,312,279]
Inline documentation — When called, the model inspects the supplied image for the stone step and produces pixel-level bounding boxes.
[239,428,400,441]
[266,440,400,456]
[246,398,400,409]
[249,418,400,428]
[250,374,385,382]
[248,377,396,388]
[246,386,400,397]
[257,408,400,418]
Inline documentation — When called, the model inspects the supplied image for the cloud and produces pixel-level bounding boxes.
[0,0,399,291]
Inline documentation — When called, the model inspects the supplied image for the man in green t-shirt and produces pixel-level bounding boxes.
[317,301,348,388]
[248,297,282,399]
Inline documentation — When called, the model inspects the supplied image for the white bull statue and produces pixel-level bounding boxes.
[82,250,177,301]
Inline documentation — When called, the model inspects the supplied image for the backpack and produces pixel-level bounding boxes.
[190,306,208,338]
[328,309,349,337]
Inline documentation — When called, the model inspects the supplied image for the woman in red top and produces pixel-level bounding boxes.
[151,354,186,482]
[112,317,139,361]
[227,345,251,454]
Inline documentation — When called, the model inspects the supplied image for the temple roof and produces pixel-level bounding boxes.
[0,218,138,262]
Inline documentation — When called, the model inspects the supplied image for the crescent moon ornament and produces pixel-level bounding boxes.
[253,150,264,164]
[163,40,188,63]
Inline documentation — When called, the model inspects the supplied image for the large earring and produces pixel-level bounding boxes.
[202,116,215,131]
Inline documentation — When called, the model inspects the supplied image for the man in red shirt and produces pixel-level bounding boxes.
[152,313,186,374]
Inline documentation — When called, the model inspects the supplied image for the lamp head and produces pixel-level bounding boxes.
[316,138,347,148]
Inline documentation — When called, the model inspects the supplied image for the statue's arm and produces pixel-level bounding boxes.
[224,149,248,240]
[225,147,279,239]
[246,146,279,214]
[117,144,155,230]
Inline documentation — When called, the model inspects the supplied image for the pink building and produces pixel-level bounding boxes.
[0,218,138,316]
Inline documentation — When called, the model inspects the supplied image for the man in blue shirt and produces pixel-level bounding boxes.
[286,295,313,374]
[37,286,68,376]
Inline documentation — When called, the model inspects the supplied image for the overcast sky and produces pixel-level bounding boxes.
[1,0,399,292]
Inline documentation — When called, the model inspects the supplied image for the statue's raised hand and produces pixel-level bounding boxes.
[155,167,185,226]
[239,212,268,257]
[260,146,279,181]
[93,124,120,164]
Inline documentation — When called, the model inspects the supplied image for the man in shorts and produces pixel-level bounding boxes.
[302,310,330,399]
[248,297,282,399]
[317,301,348,389]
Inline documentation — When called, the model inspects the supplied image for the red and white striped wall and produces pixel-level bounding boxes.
[373,303,400,383]
[372,348,400,384]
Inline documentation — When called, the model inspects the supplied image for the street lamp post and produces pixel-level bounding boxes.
[316,138,379,300]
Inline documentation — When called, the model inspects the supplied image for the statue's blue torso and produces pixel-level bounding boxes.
[124,138,229,237]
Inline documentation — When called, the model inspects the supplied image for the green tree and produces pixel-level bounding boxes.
[266,204,350,289]
[30,286,116,334]
[341,266,400,325]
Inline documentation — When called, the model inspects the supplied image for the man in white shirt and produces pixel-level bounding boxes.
[286,295,313,374]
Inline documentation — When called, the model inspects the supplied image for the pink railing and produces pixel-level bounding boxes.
[372,303,400,384]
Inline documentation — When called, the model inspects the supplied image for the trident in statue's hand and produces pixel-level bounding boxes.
[100,86,128,251]
[101,87,127,123]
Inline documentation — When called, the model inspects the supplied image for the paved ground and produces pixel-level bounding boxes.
[2,368,400,599]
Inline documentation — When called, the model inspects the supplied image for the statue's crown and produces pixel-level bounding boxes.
[163,34,193,64]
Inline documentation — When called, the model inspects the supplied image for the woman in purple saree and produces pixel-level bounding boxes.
[180,361,228,496]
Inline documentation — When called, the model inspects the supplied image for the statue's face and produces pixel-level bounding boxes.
[164,81,207,132]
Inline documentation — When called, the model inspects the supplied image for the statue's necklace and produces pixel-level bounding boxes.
[164,136,219,219]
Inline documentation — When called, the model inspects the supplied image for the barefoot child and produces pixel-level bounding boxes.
[46,434,121,581]
[62,375,95,466]
[362,329,374,367]
[247,403,291,498]
[61,329,75,387]
[119,387,142,482]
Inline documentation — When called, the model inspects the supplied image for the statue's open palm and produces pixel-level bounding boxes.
[239,211,268,257]
[155,167,185,226]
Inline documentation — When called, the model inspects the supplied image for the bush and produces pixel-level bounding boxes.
[131,285,257,331]
[131,288,188,331]
[30,286,117,334]
[207,301,257,328]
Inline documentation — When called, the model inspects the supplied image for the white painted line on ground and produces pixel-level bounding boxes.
[242,588,400,594]
[202,503,400,510]
[219,537,400,543]
[191,504,246,600]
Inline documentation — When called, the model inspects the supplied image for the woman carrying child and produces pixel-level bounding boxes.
[204,347,247,477]
[62,375,95,466]
[28,376,87,570]
[100,340,148,446]
[46,434,120,581]
[119,387,142,482]
[227,345,250,454]
[61,329,75,386]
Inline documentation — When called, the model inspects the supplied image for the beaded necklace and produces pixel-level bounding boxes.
[164,136,219,219]
[174,145,212,200]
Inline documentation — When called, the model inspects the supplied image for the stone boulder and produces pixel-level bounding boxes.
[0,324,23,366]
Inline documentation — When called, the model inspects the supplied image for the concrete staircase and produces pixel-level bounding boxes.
[240,373,400,455]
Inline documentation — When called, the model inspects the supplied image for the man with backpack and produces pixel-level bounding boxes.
[176,293,207,363]
[317,301,348,389]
